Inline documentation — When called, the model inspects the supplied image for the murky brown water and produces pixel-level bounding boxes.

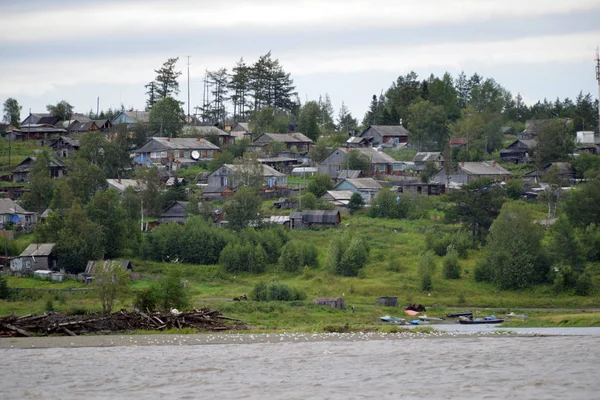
[1,335,598,399]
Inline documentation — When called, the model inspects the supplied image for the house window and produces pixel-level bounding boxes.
[184,151,190,158]
[395,138,399,144]
[377,164,385,172]
[161,151,167,158]
[202,151,207,158]
[151,152,158,158]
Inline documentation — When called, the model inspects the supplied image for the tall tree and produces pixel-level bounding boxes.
[3,98,21,127]
[406,100,448,151]
[384,71,422,124]
[426,73,460,121]
[534,119,575,169]
[154,57,182,99]
[229,58,251,120]
[318,93,335,133]
[297,101,321,141]
[46,100,73,120]
[86,189,128,258]
[20,151,56,212]
[145,81,158,110]
[92,260,131,314]
[204,68,229,124]
[149,97,186,137]
[337,101,358,134]
[223,187,262,231]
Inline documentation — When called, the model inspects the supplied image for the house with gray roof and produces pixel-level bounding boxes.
[252,132,313,154]
[13,155,66,183]
[133,137,220,168]
[332,178,383,203]
[413,152,444,171]
[431,161,510,186]
[0,198,36,230]
[359,125,409,147]
[290,210,341,229]
[204,163,287,197]
[5,124,68,141]
[522,162,575,185]
[500,139,537,164]
[111,110,150,127]
[318,147,403,178]
[230,122,253,141]
[182,125,234,146]
[49,136,80,158]
[11,243,56,272]
[518,119,573,140]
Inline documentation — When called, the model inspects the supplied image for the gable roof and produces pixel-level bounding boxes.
[13,156,66,173]
[20,243,56,257]
[222,163,286,177]
[413,152,442,163]
[181,125,229,136]
[323,190,354,201]
[336,147,398,164]
[449,137,467,147]
[231,122,251,132]
[290,210,340,224]
[134,137,220,153]
[364,125,409,137]
[0,198,28,214]
[107,179,145,192]
[336,178,383,190]
[337,170,362,179]
[256,132,313,144]
[49,136,80,148]
[85,259,132,274]
[523,119,573,136]
[37,116,61,126]
[459,161,510,176]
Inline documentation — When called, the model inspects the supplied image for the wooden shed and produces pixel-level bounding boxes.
[314,297,345,309]
[376,297,398,307]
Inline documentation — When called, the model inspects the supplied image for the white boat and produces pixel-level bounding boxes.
[380,315,406,324]
[418,315,445,322]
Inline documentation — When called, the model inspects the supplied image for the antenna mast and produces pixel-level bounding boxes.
[187,56,191,122]
[596,47,600,136]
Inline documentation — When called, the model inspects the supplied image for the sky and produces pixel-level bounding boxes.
[1,0,599,123]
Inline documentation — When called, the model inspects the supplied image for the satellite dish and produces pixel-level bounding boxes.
[191,150,200,160]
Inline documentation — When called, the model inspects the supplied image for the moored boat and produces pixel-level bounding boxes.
[418,315,445,322]
[458,318,504,325]
[446,312,473,318]
[380,315,406,324]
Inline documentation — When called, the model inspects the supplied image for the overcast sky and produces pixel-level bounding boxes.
[1,0,599,123]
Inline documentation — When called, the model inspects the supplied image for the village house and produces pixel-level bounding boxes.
[12,155,67,183]
[182,125,234,146]
[80,260,133,283]
[0,123,17,133]
[106,179,145,195]
[321,190,354,207]
[0,198,36,230]
[359,125,409,148]
[318,147,403,178]
[49,136,80,158]
[93,119,113,131]
[518,119,573,140]
[333,178,383,203]
[111,110,150,127]
[413,152,444,172]
[133,137,220,169]
[203,163,288,199]
[290,210,341,229]
[575,131,597,154]
[449,137,467,149]
[431,161,510,186]
[258,156,301,175]
[346,136,374,148]
[5,124,67,142]
[11,243,56,273]
[522,162,576,185]
[158,201,190,224]
[252,132,313,154]
[392,182,446,196]
[500,139,537,164]
[230,122,253,141]
[314,297,345,309]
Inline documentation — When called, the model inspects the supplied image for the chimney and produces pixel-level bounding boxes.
[461,161,465,167]
[196,137,200,142]
[167,137,170,141]
[492,161,497,168]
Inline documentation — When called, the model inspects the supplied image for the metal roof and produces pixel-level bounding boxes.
[459,161,510,175]
[0,198,28,214]
[134,137,220,153]
[222,163,286,177]
[20,243,56,257]
[342,178,383,190]
[366,125,409,137]
[337,170,362,179]
[337,147,398,164]
[258,132,313,143]
[290,210,340,224]
[323,190,354,201]
[413,152,442,163]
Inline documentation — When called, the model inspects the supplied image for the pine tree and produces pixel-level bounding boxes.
[154,57,182,99]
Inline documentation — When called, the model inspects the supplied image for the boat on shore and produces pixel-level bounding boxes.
[458,317,504,325]
[418,315,445,322]
[380,315,406,324]
[446,312,473,318]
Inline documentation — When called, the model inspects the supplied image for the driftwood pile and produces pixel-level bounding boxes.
[0,309,248,337]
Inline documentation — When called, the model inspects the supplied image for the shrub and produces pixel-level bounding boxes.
[348,193,365,215]
[301,242,319,268]
[553,265,577,294]
[575,272,593,296]
[388,258,402,273]
[155,269,190,310]
[421,275,432,291]
[417,251,436,278]
[443,247,461,279]
[327,235,370,277]
[45,299,55,313]
[474,259,493,283]
[250,281,306,302]
[135,288,159,312]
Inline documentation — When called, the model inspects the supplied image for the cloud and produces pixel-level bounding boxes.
[1,30,597,99]
[2,0,599,43]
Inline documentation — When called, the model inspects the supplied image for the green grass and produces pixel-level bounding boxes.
[502,313,600,328]
[0,140,46,170]
[7,276,85,290]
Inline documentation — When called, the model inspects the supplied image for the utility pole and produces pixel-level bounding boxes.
[187,56,191,122]
[596,47,600,137]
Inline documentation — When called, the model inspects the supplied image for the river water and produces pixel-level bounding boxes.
[1,331,599,399]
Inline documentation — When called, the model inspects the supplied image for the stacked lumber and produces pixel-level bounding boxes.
[0,309,247,337]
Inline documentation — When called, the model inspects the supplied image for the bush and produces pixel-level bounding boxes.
[279,241,302,273]
[135,288,159,312]
[220,242,266,274]
[575,272,593,296]
[474,259,493,283]
[45,299,55,313]
[0,275,9,300]
[250,281,306,302]
[327,235,370,277]
[155,269,190,310]
[369,189,414,219]
[426,232,470,258]
[442,247,461,279]
[348,193,365,215]
[553,265,577,294]
[417,251,436,278]
[421,275,432,291]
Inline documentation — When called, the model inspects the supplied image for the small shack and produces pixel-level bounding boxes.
[290,210,341,229]
[11,243,56,273]
[314,297,345,309]
[376,297,398,307]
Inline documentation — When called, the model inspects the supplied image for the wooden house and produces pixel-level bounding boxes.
[158,201,190,224]
[333,178,383,203]
[6,125,67,141]
[500,139,537,164]
[359,125,409,147]
[522,162,576,185]
[230,122,253,141]
[0,198,36,230]
[518,119,573,140]
[258,156,301,175]
[10,243,56,273]
[431,161,510,186]
[413,152,444,171]
[13,156,66,183]
[252,132,313,154]
[393,182,445,196]
[318,147,403,178]
[205,163,287,194]
[449,137,467,149]
[181,125,233,146]
[80,260,133,283]
[93,119,113,131]
[49,136,80,158]
[321,190,354,207]
[314,297,345,309]
[133,137,220,169]
[290,210,341,229]
[111,110,149,127]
